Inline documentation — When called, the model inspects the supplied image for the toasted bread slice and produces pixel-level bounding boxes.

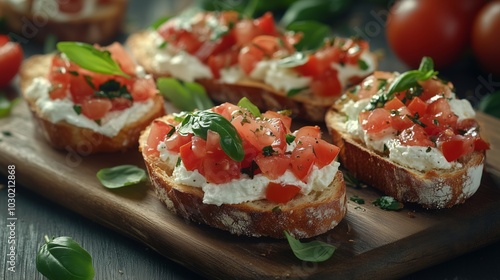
[325,70,487,209]
[127,30,376,122]
[0,0,126,44]
[20,54,165,153]
[139,115,347,239]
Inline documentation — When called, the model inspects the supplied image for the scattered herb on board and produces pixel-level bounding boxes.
[157,77,213,111]
[56,42,130,78]
[373,196,404,211]
[350,195,365,204]
[36,235,95,280]
[96,165,147,189]
[0,94,20,118]
[284,231,336,262]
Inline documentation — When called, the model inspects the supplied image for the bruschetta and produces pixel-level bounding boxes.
[139,100,346,238]
[127,10,377,122]
[20,42,165,153]
[0,0,126,44]
[325,57,490,209]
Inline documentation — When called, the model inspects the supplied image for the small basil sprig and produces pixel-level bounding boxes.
[367,57,438,110]
[36,235,95,280]
[157,78,213,111]
[96,165,147,189]
[478,90,500,119]
[237,97,261,117]
[284,231,336,262]
[177,110,244,162]
[57,42,130,78]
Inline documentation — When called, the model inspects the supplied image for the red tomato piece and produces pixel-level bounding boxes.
[290,143,315,182]
[407,97,427,117]
[0,35,23,88]
[255,154,291,180]
[254,12,277,36]
[312,139,340,168]
[179,141,204,171]
[420,97,458,135]
[265,182,301,204]
[262,110,292,132]
[105,42,136,76]
[398,124,434,147]
[440,135,474,162]
[203,149,241,184]
[474,138,490,151]
[207,49,239,79]
[359,108,392,134]
[145,120,172,156]
[110,97,132,111]
[310,69,342,97]
[294,126,321,140]
[165,131,192,152]
[238,45,265,75]
[131,78,157,101]
[233,19,264,46]
[384,98,405,111]
[80,98,112,120]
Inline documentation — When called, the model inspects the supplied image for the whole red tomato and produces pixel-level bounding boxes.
[472,1,500,77]
[0,35,23,88]
[386,0,485,69]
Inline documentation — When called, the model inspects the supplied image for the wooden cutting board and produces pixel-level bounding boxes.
[1,101,499,279]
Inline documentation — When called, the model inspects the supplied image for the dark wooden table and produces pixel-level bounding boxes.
[1,1,500,279]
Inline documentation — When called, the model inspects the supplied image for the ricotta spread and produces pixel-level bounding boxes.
[25,77,155,137]
[331,51,377,89]
[172,159,340,206]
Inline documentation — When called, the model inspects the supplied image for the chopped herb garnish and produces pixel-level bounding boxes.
[373,196,404,211]
[68,70,79,76]
[426,147,432,153]
[94,80,132,100]
[287,87,308,97]
[2,130,12,137]
[84,75,96,90]
[73,105,82,115]
[358,59,369,71]
[94,119,102,126]
[262,146,275,156]
[176,157,181,167]
[349,85,360,95]
[285,134,296,145]
[237,97,261,117]
[406,114,426,127]
[350,195,365,204]
[272,206,281,213]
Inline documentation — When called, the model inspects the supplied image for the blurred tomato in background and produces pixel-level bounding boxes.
[472,1,500,78]
[0,35,23,88]
[386,0,486,70]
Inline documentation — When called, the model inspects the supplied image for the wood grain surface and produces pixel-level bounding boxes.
[1,102,499,279]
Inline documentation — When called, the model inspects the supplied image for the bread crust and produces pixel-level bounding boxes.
[0,0,126,44]
[325,108,486,209]
[139,116,347,239]
[20,54,166,153]
[127,31,375,122]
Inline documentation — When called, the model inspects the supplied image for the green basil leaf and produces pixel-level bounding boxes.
[157,78,213,111]
[183,81,214,110]
[284,231,336,262]
[285,134,296,145]
[96,165,147,189]
[280,0,351,28]
[36,235,95,280]
[350,195,365,204]
[286,20,330,51]
[178,111,244,162]
[73,105,82,115]
[478,90,500,119]
[373,196,404,211]
[57,42,130,78]
[0,94,20,118]
[358,59,369,71]
[418,56,434,72]
[151,16,171,30]
[287,87,308,97]
[237,97,261,117]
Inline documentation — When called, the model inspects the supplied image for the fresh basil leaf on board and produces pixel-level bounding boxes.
[284,231,336,262]
[56,42,130,78]
[478,90,500,119]
[0,94,20,118]
[36,235,95,280]
[157,77,214,111]
[373,196,404,211]
[96,165,147,189]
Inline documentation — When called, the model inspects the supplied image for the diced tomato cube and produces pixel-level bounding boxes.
[145,120,172,157]
[265,182,301,204]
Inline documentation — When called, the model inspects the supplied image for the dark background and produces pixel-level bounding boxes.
[1,0,500,279]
